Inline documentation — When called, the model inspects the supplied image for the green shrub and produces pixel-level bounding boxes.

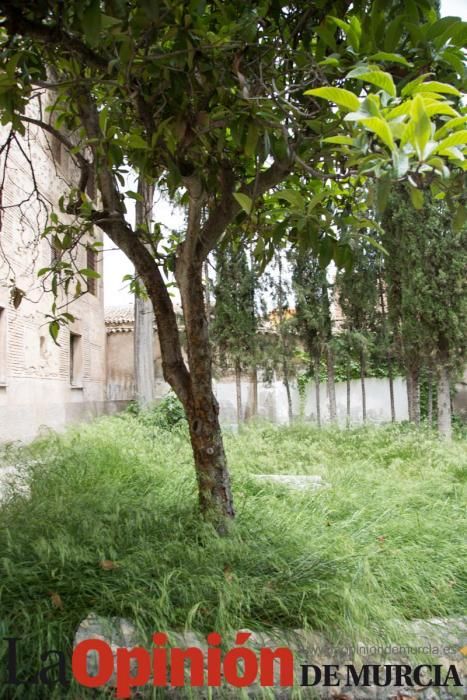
[125,393,187,431]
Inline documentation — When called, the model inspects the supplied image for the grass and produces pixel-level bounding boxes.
[0,415,465,697]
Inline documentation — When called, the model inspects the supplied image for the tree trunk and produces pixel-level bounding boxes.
[388,356,395,422]
[413,370,421,425]
[407,367,420,424]
[134,180,155,406]
[314,356,321,427]
[176,255,235,532]
[360,351,367,424]
[235,359,243,424]
[251,366,258,419]
[406,371,413,421]
[346,366,351,429]
[326,345,337,423]
[134,297,155,405]
[283,359,293,423]
[378,272,395,423]
[437,355,452,440]
[204,259,211,325]
[427,370,433,427]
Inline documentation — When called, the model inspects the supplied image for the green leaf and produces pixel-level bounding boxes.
[322,135,354,145]
[412,81,461,97]
[328,16,360,51]
[358,234,388,256]
[409,186,424,209]
[82,0,101,47]
[424,103,459,119]
[37,267,50,277]
[434,117,467,140]
[376,177,391,214]
[11,287,24,309]
[244,122,258,158]
[385,102,412,120]
[49,320,60,345]
[308,191,327,210]
[426,16,460,40]
[400,73,432,97]
[125,190,144,201]
[369,52,412,67]
[79,268,100,279]
[392,149,409,178]
[412,95,432,160]
[435,130,467,152]
[318,236,334,268]
[452,205,466,233]
[128,133,149,150]
[349,71,396,97]
[360,117,395,150]
[305,87,360,112]
[271,189,305,210]
[233,192,253,215]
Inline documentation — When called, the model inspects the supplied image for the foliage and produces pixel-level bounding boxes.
[0,418,465,697]
[211,242,258,373]
[291,252,332,366]
[125,393,187,432]
[382,186,467,374]
[0,1,465,311]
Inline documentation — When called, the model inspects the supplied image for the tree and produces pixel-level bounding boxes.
[0,1,465,531]
[211,240,257,424]
[292,252,336,424]
[336,243,379,423]
[382,186,466,439]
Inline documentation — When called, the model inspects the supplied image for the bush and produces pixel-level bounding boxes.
[124,393,187,431]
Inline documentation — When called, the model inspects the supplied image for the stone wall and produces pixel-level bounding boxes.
[214,375,409,426]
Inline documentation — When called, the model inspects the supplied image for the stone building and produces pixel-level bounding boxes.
[0,104,107,444]
[105,305,172,408]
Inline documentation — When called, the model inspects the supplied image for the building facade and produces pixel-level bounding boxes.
[0,104,107,444]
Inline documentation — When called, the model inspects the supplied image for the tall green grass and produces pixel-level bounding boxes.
[0,417,465,697]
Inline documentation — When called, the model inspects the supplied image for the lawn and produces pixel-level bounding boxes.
[0,412,465,697]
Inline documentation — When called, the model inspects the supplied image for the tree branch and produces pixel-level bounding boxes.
[74,89,192,404]
[21,115,92,194]
[1,3,108,69]
[196,156,294,262]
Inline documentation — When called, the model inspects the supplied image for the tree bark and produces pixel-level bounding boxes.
[314,356,321,427]
[413,370,421,425]
[437,354,452,440]
[326,345,337,423]
[360,351,367,424]
[407,367,420,424]
[406,371,413,422]
[388,356,396,422]
[134,181,155,406]
[176,255,235,531]
[235,359,243,424]
[427,370,433,427]
[204,259,211,325]
[283,359,293,423]
[346,367,351,429]
[251,366,258,419]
